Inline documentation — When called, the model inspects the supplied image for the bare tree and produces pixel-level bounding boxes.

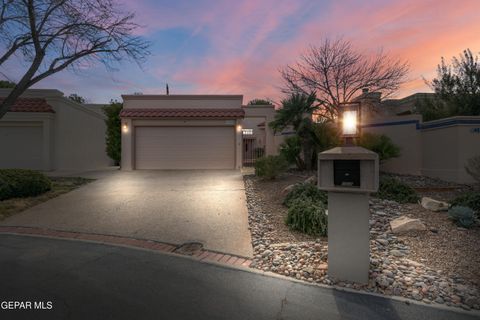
[281,38,409,120]
[0,0,150,119]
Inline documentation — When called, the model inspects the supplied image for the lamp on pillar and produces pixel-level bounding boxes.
[339,103,360,146]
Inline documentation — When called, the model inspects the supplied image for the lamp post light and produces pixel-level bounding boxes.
[317,102,378,284]
[339,103,360,146]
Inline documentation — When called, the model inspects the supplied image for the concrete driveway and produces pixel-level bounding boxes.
[0,170,253,257]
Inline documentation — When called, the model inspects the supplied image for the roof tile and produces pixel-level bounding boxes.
[120,108,244,119]
[0,98,55,113]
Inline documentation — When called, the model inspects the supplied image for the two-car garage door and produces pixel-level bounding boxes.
[135,126,235,169]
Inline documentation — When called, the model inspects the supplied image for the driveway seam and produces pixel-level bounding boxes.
[0,226,252,268]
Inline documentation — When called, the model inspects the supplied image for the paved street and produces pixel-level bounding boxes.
[1,170,252,257]
[0,234,477,320]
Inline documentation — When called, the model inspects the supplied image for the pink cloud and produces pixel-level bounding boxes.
[120,0,480,103]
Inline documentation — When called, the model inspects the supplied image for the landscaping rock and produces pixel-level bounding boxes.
[281,184,296,196]
[304,176,317,185]
[243,176,480,312]
[390,216,426,234]
[421,197,449,212]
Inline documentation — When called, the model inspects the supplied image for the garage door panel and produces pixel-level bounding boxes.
[0,125,43,169]
[135,126,235,169]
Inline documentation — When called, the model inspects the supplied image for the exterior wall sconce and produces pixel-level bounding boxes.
[122,123,129,133]
[236,124,243,133]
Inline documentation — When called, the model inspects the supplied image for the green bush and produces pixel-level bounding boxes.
[448,206,475,228]
[357,133,401,162]
[0,169,52,200]
[285,197,328,236]
[279,135,303,169]
[103,100,122,165]
[375,176,419,203]
[450,192,480,215]
[283,183,327,208]
[254,155,289,179]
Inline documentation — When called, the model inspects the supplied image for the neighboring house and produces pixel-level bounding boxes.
[120,94,283,170]
[0,89,112,171]
[353,89,435,119]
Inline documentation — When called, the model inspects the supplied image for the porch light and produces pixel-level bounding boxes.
[236,124,242,132]
[122,123,128,133]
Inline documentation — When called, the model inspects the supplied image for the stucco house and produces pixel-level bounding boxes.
[120,94,284,170]
[0,89,112,171]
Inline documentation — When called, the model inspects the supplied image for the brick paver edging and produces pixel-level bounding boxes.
[0,226,252,268]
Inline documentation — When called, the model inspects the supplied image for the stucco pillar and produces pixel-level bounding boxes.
[236,119,243,169]
[265,116,275,156]
[121,118,133,170]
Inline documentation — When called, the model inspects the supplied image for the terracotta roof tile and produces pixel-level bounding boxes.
[120,108,245,119]
[0,98,55,113]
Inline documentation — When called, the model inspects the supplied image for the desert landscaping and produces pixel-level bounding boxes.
[244,172,480,310]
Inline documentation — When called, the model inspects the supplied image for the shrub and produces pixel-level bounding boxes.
[375,176,419,203]
[450,192,480,216]
[103,100,122,165]
[0,169,52,200]
[283,183,327,208]
[285,197,328,236]
[448,206,475,228]
[465,156,480,183]
[357,133,401,162]
[254,155,289,179]
[279,135,303,169]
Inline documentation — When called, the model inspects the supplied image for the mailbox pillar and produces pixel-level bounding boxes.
[317,146,379,284]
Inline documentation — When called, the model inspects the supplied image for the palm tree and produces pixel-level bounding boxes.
[269,92,319,170]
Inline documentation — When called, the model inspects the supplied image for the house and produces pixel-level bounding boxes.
[120,94,283,170]
[0,89,112,171]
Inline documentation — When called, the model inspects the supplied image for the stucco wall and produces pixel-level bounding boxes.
[421,117,480,183]
[123,95,243,109]
[363,115,422,175]
[48,97,112,170]
[243,105,276,156]
[362,115,480,184]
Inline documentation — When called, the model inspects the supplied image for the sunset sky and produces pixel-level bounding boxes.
[3,0,480,104]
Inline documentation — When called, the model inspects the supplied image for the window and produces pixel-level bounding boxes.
[242,128,253,135]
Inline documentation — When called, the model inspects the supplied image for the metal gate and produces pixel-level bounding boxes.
[242,138,265,166]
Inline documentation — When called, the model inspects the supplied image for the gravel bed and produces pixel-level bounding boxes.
[244,175,480,311]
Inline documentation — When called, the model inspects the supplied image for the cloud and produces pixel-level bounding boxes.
[9,0,479,104]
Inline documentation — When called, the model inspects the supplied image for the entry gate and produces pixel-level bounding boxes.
[242,138,265,167]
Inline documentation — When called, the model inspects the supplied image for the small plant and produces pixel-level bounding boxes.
[375,176,419,203]
[450,192,480,216]
[283,183,327,207]
[357,133,401,162]
[448,206,475,228]
[285,197,328,236]
[0,169,52,200]
[254,155,289,179]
